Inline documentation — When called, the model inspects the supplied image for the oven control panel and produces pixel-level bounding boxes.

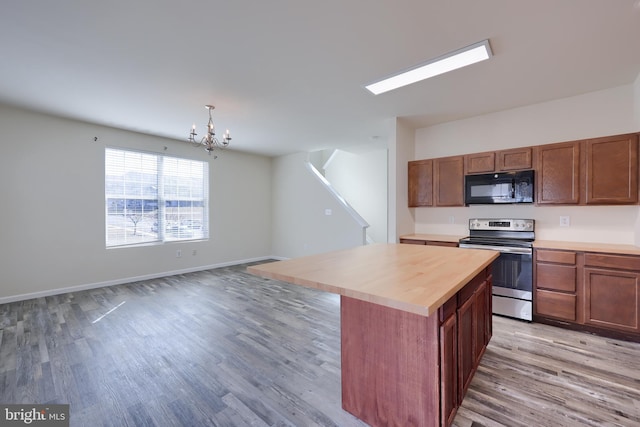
[469,218,534,231]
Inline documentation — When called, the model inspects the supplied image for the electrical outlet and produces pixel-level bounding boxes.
[176,249,182,258]
[559,216,570,227]
[192,249,197,256]
[448,216,455,224]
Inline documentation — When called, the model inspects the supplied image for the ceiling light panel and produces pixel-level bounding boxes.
[365,39,493,95]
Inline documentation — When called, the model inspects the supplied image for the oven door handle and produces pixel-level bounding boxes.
[459,244,532,255]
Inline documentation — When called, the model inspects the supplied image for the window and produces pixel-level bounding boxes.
[105,148,209,247]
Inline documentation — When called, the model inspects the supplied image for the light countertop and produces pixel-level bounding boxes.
[400,234,640,256]
[247,243,499,317]
[533,240,640,256]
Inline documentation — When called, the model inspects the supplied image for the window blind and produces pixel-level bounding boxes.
[105,148,208,247]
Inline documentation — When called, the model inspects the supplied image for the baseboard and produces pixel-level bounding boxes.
[0,255,288,305]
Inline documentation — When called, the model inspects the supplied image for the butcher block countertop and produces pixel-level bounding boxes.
[247,243,499,317]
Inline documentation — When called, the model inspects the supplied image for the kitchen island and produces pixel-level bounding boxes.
[247,243,499,427]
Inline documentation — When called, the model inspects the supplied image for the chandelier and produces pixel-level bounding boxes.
[188,105,231,155]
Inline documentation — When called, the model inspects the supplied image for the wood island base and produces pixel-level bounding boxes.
[341,267,492,427]
[341,295,440,426]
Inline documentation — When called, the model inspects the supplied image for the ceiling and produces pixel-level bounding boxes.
[1,1,639,157]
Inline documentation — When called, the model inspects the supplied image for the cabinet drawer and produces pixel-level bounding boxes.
[536,289,576,321]
[439,296,457,323]
[536,249,576,265]
[584,253,640,271]
[536,263,576,292]
[457,272,487,307]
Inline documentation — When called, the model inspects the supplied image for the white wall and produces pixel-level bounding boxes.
[0,104,272,302]
[271,152,366,258]
[390,118,416,242]
[413,84,640,245]
[416,84,636,158]
[323,148,388,243]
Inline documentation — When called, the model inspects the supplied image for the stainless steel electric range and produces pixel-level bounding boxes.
[458,218,534,321]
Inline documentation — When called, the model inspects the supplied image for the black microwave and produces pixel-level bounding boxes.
[464,170,534,205]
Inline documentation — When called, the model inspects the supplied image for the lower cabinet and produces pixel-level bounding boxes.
[534,248,640,341]
[440,270,492,425]
[583,254,640,334]
[399,238,458,247]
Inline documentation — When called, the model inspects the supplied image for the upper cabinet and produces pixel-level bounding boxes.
[408,159,433,207]
[465,147,533,175]
[434,156,465,207]
[536,141,581,204]
[464,151,495,174]
[408,156,464,207]
[497,147,533,171]
[535,133,638,206]
[585,133,638,205]
[409,132,639,208]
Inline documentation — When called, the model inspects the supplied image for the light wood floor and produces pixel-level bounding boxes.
[1,262,639,427]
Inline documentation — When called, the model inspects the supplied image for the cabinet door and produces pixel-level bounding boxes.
[473,281,489,363]
[584,267,640,333]
[465,152,495,174]
[457,295,475,399]
[497,147,533,171]
[485,273,493,341]
[408,159,433,207]
[585,133,638,204]
[440,314,458,427]
[536,141,581,204]
[434,156,464,206]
